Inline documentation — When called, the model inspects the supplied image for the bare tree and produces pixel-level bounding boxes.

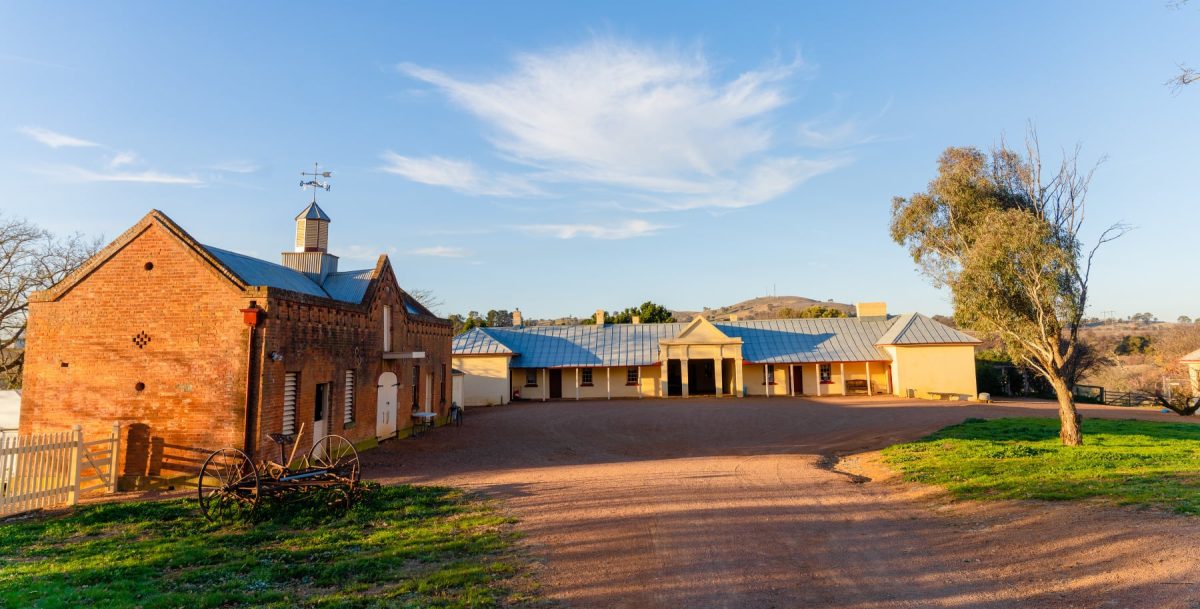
[1168,1,1197,90]
[0,215,100,388]
[405,287,445,316]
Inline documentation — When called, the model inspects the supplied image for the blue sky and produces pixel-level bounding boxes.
[2,1,1196,320]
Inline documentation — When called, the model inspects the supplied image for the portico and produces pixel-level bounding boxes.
[659,318,744,398]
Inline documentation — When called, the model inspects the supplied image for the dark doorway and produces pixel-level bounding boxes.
[792,365,803,396]
[549,369,563,399]
[667,360,682,396]
[688,359,717,395]
[412,365,420,411]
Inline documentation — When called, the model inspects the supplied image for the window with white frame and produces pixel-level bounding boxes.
[525,369,538,387]
[819,364,832,384]
[581,368,593,386]
[626,367,639,385]
[382,305,392,352]
[282,372,298,435]
[344,370,355,423]
[765,364,776,385]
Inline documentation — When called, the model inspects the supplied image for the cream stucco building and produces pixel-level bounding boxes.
[1183,348,1200,395]
[452,303,980,405]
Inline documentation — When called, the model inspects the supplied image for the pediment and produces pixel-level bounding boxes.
[666,317,738,344]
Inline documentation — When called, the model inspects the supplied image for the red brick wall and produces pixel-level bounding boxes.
[21,223,253,489]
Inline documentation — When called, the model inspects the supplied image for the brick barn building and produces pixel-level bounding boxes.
[20,204,452,489]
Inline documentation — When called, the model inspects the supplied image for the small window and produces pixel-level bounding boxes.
[819,364,832,384]
[314,382,327,422]
[764,364,776,385]
[344,370,355,423]
[581,368,593,386]
[525,370,538,387]
[382,305,392,352]
[626,367,639,385]
[283,372,298,435]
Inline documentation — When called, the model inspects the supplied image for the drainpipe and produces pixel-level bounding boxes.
[240,303,263,459]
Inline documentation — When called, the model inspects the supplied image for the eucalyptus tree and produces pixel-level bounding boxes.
[890,131,1126,445]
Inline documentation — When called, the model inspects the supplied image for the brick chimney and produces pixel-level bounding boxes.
[632,316,641,324]
[855,302,888,319]
[595,309,605,325]
[512,309,523,327]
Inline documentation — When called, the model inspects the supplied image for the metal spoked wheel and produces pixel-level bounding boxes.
[197,447,260,522]
[308,435,361,486]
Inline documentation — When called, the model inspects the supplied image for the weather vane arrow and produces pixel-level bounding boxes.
[300,162,332,204]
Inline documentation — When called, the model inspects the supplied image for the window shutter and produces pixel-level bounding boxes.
[283,372,298,435]
[344,370,355,422]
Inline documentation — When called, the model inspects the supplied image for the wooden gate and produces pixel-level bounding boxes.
[0,424,120,518]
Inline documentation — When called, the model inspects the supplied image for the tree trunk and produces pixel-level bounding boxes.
[1050,376,1083,446]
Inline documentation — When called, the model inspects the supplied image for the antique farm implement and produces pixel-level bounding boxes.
[197,424,361,521]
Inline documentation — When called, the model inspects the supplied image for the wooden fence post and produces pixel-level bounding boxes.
[109,423,120,493]
[67,425,82,506]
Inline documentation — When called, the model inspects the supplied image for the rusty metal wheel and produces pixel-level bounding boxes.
[308,435,360,486]
[198,447,260,522]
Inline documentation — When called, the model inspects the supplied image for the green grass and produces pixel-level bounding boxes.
[883,417,1200,514]
[0,484,545,608]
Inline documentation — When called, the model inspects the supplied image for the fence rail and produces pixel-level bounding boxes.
[0,425,119,518]
[1104,391,1158,407]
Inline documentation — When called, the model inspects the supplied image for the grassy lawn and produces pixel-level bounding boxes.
[884,417,1200,514]
[0,484,544,608]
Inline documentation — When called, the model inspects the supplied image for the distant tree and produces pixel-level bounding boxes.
[449,311,489,335]
[486,309,513,328]
[1115,335,1153,355]
[1131,312,1157,323]
[0,215,100,388]
[1179,315,1192,324]
[584,301,675,324]
[779,305,847,319]
[890,129,1126,446]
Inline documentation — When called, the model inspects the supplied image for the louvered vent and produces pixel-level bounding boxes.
[343,370,355,423]
[283,372,298,435]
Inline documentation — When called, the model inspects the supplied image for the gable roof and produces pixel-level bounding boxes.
[453,329,515,355]
[874,313,980,346]
[1182,348,1200,363]
[32,209,408,309]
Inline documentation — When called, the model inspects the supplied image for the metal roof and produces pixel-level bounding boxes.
[715,318,895,363]
[1182,348,1200,363]
[452,329,515,355]
[874,313,980,345]
[295,202,331,221]
[322,268,374,303]
[204,245,374,304]
[452,315,977,367]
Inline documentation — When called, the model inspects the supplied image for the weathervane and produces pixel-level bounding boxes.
[299,162,332,204]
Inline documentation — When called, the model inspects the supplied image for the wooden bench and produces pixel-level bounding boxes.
[845,379,869,395]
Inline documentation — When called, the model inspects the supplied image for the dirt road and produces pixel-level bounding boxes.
[362,397,1200,608]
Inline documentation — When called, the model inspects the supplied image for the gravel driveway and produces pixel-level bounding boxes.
[362,397,1200,609]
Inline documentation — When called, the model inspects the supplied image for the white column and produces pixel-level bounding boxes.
[606,367,611,400]
[734,358,744,398]
[714,357,724,397]
[575,368,580,401]
[840,363,846,396]
[681,358,690,398]
[765,364,771,398]
[542,369,547,402]
[817,365,823,397]
[866,362,873,396]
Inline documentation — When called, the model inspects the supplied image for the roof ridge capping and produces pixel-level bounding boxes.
[874,312,980,346]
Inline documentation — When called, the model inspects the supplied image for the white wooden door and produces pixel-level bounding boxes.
[312,382,329,453]
[377,372,398,439]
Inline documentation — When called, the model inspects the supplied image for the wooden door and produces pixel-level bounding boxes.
[549,369,563,399]
[376,372,398,439]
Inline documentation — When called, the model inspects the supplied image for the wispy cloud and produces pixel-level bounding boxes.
[380,152,542,197]
[33,164,203,185]
[516,219,666,240]
[211,160,263,174]
[18,126,99,149]
[392,38,849,211]
[408,245,472,257]
[108,151,139,168]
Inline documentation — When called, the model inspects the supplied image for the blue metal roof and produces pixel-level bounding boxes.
[874,313,980,345]
[295,202,331,221]
[204,246,329,299]
[204,245,374,304]
[323,268,373,303]
[452,315,974,367]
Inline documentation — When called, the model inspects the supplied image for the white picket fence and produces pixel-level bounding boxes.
[0,424,120,518]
